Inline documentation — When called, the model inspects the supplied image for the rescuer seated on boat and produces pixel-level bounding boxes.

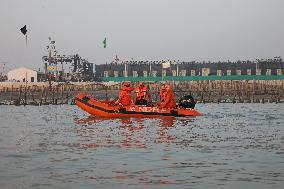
[159,84,176,109]
[159,84,166,101]
[156,84,166,106]
[134,82,152,105]
[114,82,134,106]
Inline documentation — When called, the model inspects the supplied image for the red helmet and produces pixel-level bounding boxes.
[165,84,171,90]
[122,82,131,87]
[138,82,145,87]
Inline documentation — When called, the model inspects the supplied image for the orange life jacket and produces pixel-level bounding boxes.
[160,88,166,102]
[135,85,147,101]
[160,88,176,108]
[116,86,133,106]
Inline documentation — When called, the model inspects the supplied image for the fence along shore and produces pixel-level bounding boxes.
[0,80,284,105]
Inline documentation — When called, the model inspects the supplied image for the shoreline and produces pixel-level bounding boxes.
[1,80,283,105]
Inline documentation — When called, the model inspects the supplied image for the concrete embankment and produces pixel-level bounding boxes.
[0,80,284,105]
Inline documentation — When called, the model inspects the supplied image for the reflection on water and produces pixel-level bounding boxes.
[0,104,283,189]
[73,116,181,149]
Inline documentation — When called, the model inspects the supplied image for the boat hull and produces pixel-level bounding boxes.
[75,93,202,118]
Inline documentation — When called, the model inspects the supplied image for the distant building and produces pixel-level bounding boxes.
[8,67,38,82]
[95,57,284,81]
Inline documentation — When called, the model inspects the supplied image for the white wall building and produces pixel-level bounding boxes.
[8,67,38,82]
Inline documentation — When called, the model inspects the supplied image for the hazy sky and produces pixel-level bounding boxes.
[1,0,284,71]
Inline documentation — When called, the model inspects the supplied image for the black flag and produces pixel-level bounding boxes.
[20,25,27,35]
[20,25,28,46]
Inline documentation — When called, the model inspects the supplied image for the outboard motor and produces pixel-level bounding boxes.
[178,95,196,109]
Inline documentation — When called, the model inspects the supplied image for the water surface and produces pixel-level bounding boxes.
[0,104,283,189]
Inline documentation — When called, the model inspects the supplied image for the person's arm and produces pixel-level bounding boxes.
[115,91,123,104]
[160,93,171,108]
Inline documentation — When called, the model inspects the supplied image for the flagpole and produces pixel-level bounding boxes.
[20,25,28,46]
[25,34,27,46]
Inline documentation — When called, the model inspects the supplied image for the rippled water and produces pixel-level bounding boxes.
[0,104,283,189]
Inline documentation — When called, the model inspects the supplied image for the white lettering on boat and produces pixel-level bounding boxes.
[128,106,169,113]
[129,107,136,111]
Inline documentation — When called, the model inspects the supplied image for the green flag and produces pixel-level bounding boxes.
[103,37,106,48]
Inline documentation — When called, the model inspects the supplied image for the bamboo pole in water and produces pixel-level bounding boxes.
[18,85,22,105]
[32,86,35,103]
[61,84,64,104]
[1,80,284,105]
[10,85,13,104]
[52,87,55,104]
[66,85,69,104]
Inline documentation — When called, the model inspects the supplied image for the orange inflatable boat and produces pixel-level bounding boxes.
[75,93,202,118]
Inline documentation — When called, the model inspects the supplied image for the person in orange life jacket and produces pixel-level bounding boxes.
[134,82,151,105]
[159,84,166,103]
[156,83,166,107]
[160,84,176,108]
[114,82,133,106]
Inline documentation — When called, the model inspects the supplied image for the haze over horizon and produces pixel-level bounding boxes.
[1,0,284,72]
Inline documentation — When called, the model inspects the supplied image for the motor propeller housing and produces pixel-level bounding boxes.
[178,95,196,109]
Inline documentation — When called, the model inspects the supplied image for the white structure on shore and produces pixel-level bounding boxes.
[7,67,38,82]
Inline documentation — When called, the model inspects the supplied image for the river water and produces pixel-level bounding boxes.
[0,104,283,189]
